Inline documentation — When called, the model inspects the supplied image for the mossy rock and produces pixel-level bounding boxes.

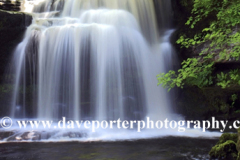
[217,133,238,145]
[209,140,237,159]
[209,133,238,159]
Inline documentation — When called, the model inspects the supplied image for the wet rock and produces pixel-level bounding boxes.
[15,136,22,141]
[62,132,87,138]
[4,131,42,141]
[1,130,88,141]
[0,131,15,140]
[6,133,21,141]
[21,131,41,140]
[40,131,54,140]
[0,10,32,117]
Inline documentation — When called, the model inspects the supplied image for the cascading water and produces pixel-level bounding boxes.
[0,0,221,142]
[12,0,171,120]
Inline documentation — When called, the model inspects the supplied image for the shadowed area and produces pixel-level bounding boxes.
[0,137,218,160]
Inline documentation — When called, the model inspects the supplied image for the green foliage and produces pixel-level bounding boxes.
[157,57,214,91]
[230,94,238,107]
[158,0,240,90]
[217,72,231,89]
[216,70,240,89]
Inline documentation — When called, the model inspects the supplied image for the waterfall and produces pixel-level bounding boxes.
[11,0,174,123]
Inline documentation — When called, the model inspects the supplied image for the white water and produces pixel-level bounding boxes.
[12,0,171,120]
[0,0,221,142]
[0,120,221,143]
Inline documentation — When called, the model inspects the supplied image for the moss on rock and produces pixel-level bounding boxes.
[217,133,238,144]
[209,133,239,159]
[209,140,237,159]
[218,133,238,145]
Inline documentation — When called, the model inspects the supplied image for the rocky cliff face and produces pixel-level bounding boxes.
[0,10,32,82]
[0,10,32,116]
